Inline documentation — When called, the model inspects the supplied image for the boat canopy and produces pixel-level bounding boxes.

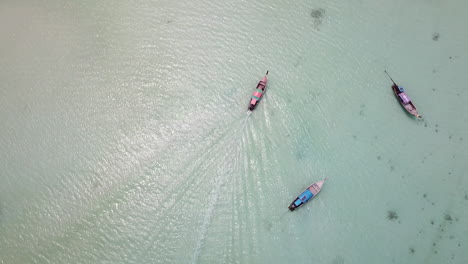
[299,189,313,202]
[398,86,405,93]
[398,92,411,104]
[251,89,263,100]
[294,199,302,206]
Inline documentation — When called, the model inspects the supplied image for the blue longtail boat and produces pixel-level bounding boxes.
[288,178,327,211]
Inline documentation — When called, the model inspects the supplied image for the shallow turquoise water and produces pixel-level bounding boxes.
[1,0,468,263]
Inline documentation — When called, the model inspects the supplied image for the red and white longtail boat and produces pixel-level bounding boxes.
[248,71,269,111]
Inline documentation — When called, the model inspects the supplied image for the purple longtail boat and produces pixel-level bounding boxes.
[288,178,327,211]
[385,70,422,118]
[248,71,269,111]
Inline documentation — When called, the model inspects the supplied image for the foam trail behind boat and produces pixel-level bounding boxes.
[279,211,289,220]
[190,169,225,264]
[240,111,252,130]
[190,112,251,264]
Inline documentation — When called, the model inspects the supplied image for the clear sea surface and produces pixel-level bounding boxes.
[1,0,467,263]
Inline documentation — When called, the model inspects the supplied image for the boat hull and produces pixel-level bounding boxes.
[248,102,259,111]
[248,73,268,111]
[288,179,326,211]
[392,85,421,118]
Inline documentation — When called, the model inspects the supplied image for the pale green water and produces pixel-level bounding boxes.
[1,0,468,263]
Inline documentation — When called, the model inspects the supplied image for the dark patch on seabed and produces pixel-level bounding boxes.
[359,103,365,116]
[423,210,461,261]
[432,32,440,41]
[444,214,453,222]
[387,210,398,220]
[293,55,307,67]
[311,8,325,19]
[263,220,273,231]
[310,8,325,29]
[331,255,345,264]
[295,143,312,160]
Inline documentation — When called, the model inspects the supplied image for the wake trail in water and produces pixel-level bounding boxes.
[190,111,252,264]
[279,211,289,220]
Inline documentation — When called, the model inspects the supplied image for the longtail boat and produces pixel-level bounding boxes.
[385,70,422,118]
[248,71,268,111]
[288,178,327,211]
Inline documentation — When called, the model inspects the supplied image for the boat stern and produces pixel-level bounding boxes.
[248,96,259,111]
[288,197,304,211]
[288,203,297,211]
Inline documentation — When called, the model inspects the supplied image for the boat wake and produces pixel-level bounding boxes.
[190,111,252,264]
[240,111,252,130]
